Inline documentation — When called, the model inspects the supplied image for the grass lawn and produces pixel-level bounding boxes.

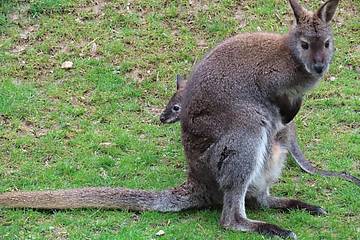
[0,0,359,239]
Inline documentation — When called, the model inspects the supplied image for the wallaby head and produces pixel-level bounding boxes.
[160,75,186,124]
[288,0,339,77]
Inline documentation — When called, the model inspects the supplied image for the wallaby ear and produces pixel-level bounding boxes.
[176,74,186,90]
[288,0,306,24]
[316,0,339,23]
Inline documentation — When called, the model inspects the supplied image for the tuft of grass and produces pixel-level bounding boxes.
[0,0,359,239]
[0,79,38,117]
[29,0,76,17]
[0,0,16,33]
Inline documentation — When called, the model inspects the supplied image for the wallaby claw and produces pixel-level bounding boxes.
[287,231,297,240]
[313,207,327,216]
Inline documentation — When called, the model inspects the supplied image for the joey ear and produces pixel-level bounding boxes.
[288,0,306,24]
[316,0,339,23]
[176,74,186,90]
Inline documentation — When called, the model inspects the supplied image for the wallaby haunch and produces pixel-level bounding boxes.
[160,75,360,186]
[0,0,344,239]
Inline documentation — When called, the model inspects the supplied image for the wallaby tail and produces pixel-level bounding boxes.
[289,137,360,187]
[0,182,207,211]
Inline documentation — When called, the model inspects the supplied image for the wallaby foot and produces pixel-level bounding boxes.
[221,217,297,239]
[258,195,326,215]
[221,191,296,239]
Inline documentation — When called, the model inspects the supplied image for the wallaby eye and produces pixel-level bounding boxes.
[301,41,309,50]
[324,40,330,48]
[172,105,181,112]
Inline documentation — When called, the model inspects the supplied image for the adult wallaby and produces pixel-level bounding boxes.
[180,0,341,238]
[0,0,343,239]
[160,75,360,186]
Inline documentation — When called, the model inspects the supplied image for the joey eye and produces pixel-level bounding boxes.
[324,40,330,48]
[172,105,181,112]
[301,41,309,50]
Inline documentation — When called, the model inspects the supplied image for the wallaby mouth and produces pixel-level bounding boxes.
[311,63,329,77]
[304,62,328,77]
[159,114,167,123]
[160,115,178,124]
[160,115,173,124]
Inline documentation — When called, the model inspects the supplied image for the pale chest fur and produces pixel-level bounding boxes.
[248,138,289,196]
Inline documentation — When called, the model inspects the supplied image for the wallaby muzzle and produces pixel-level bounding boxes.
[314,63,325,74]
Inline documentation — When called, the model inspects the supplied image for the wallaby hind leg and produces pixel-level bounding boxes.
[252,140,326,216]
[211,128,296,239]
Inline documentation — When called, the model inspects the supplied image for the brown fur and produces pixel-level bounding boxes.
[0,1,343,239]
[160,76,360,187]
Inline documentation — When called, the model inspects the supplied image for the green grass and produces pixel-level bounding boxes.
[0,0,359,239]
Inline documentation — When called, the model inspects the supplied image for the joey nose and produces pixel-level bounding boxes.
[314,64,324,74]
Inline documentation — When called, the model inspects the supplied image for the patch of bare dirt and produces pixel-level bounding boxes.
[0,115,11,126]
[127,69,146,83]
[49,226,69,240]
[58,41,72,54]
[17,120,34,135]
[77,39,102,58]
[10,44,27,54]
[93,0,107,16]
[8,4,30,24]
[147,106,163,117]
[196,37,208,49]
[16,120,50,138]
[234,6,247,28]
[188,0,210,13]
[55,40,83,57]
[9,12,19,21]
[19,25,39,41]
[335,122,360,133]
[76,0,108,19]
[69,90,96,116]
[10,24,39,54]
[335,3,358,27]
[306,179,317,187]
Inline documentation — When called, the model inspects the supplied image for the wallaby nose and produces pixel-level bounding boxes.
[314,64,324,74]
[160,114,166,123]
